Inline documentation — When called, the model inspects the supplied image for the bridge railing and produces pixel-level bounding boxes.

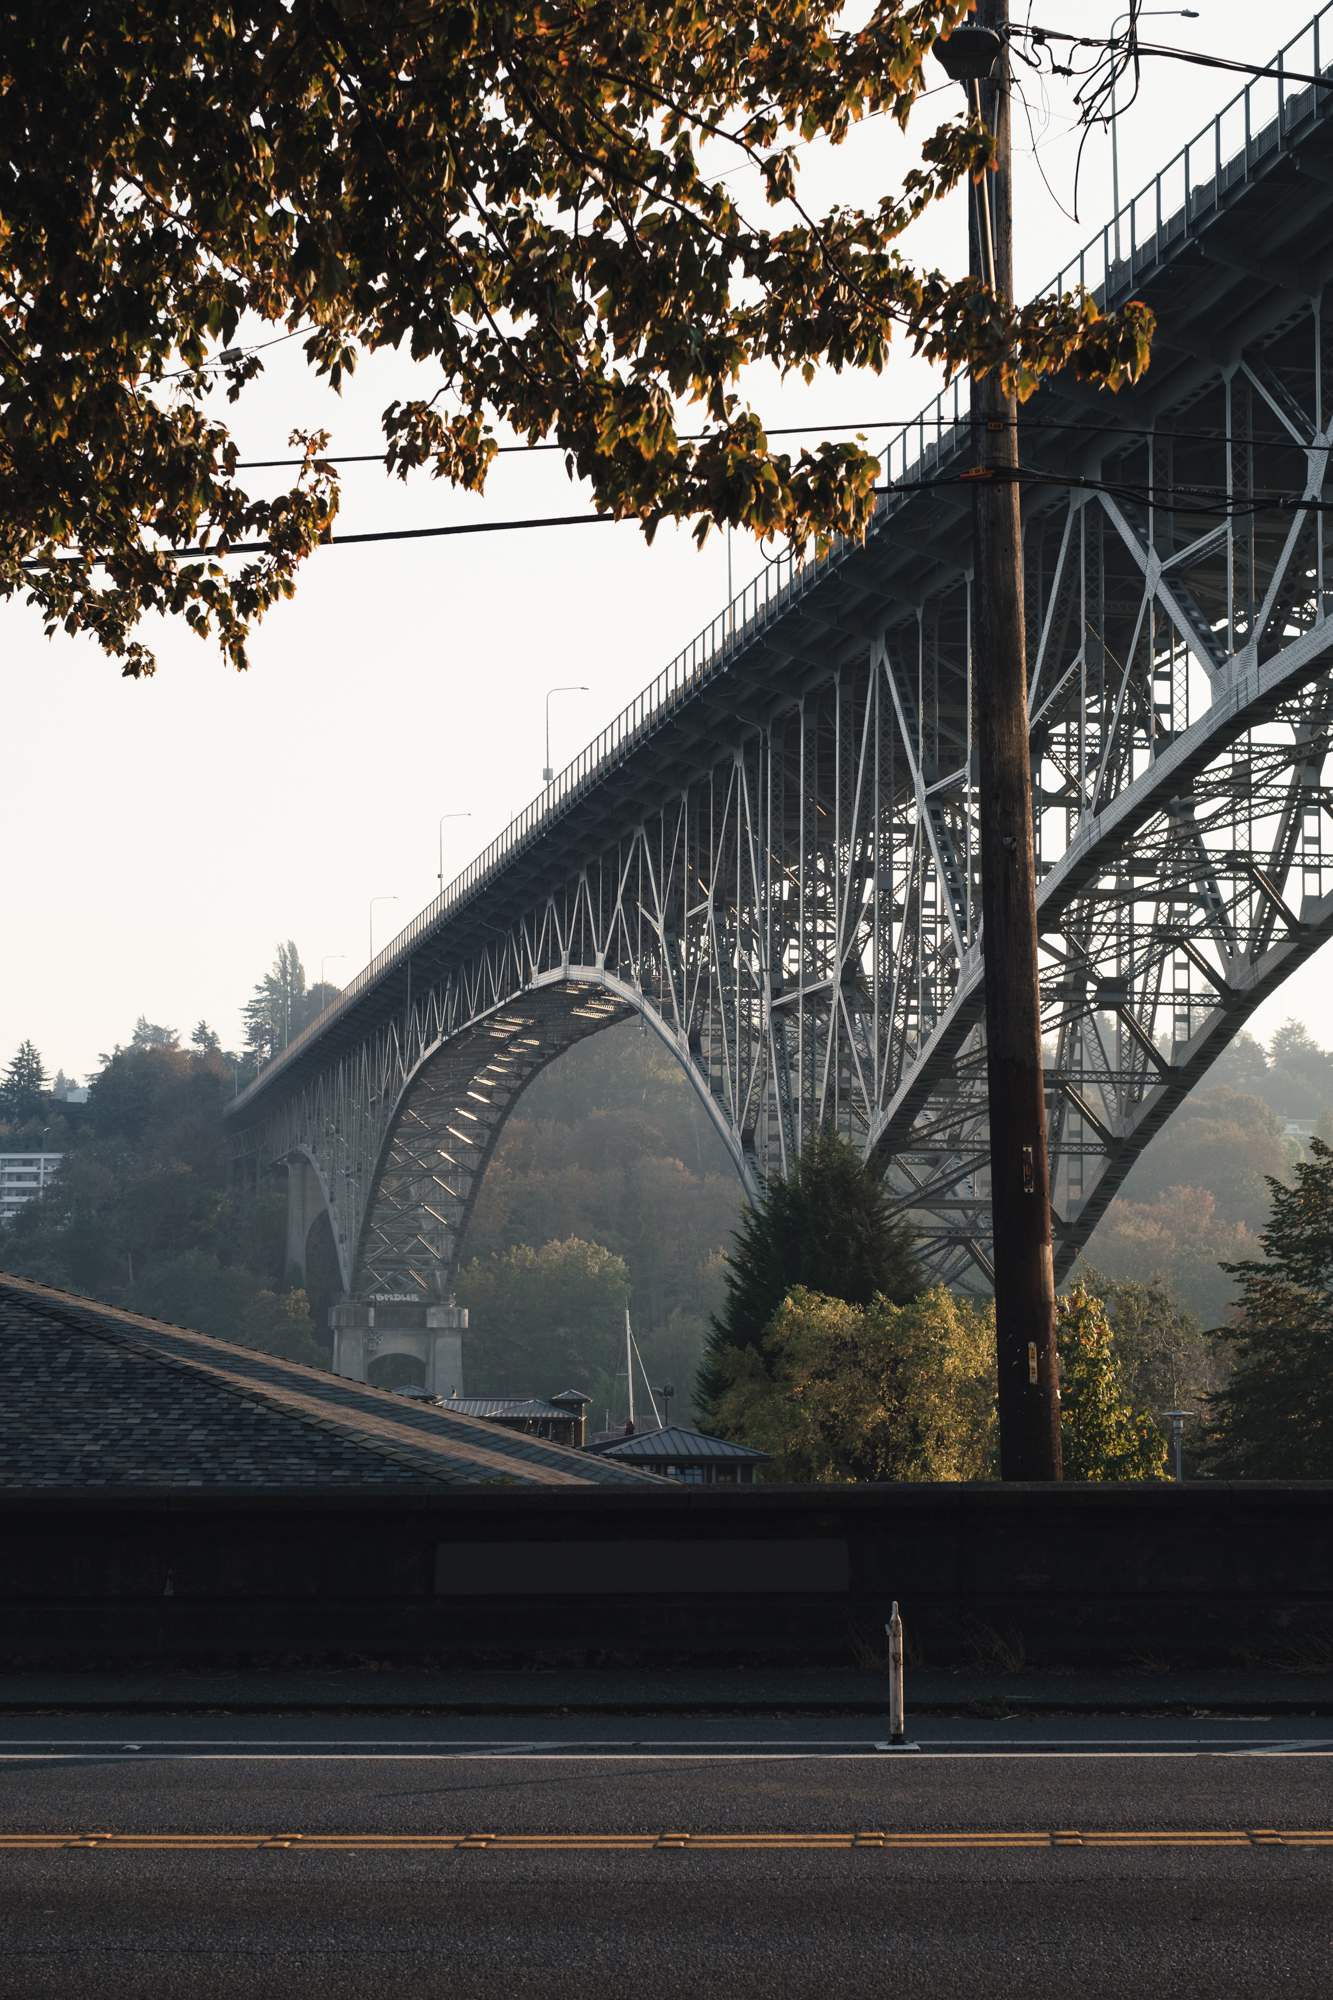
[230,3,1332,1116]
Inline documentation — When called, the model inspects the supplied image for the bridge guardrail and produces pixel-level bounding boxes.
[229,2,1332,1117]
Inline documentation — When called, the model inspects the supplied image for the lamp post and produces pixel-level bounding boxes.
[368,896,399,962]
[654,1384,675,1429]
[1163,1409,1193,1482]
[543,684,589,784]
[438,812,472,891]
[1108,10,1198,266]
[319,953,348,994]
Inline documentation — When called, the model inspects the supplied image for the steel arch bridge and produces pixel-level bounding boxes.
[229,10,1333,1304]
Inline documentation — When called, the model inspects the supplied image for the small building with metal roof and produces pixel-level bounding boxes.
[439,1390,590,1448]
[593,1424,769,1485]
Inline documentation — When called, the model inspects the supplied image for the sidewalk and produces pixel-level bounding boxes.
[1,1665,1331,1715]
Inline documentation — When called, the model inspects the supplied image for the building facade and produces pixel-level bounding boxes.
[0,1154,61,1225]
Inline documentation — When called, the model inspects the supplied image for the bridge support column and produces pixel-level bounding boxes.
[329,1300,468,1396]
[284,1157,327,1287]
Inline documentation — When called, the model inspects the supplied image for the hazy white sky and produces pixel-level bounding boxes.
[4,3,1328,1081]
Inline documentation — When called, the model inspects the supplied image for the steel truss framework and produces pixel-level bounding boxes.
[232,42,1333,1299]
[243,285,1333,1300]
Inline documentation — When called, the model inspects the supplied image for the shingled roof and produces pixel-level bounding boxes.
[0,1272,659,1490]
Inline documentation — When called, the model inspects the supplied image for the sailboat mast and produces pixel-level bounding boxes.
[625,1306,635,1428]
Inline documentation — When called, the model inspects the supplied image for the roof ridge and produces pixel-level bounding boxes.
[0,1271,660,1486]
[0,1270,625,1464]
[0,1276,464,1487]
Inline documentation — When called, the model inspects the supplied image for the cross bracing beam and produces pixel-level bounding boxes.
[228,22,1333,1300]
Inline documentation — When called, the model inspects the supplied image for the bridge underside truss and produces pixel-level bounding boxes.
[244,294,1333,1302]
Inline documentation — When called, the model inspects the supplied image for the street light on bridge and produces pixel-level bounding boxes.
[319,953,348,993]
[438,812,472,892]
[543,684,589,784]
[368,896,399,963]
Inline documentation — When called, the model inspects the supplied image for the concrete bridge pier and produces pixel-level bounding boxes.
[330,1300,468,1396]
[283,1157,329,1288]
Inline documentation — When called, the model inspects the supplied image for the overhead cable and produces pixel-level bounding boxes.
[20,466,1330,569]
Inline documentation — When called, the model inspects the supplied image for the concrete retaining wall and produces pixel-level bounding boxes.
[2,1483,1330,1670]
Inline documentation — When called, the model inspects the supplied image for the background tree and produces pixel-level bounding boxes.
[1055,1285,1170,1482]
[467,1020,739,1414]
[0,1041,47,1126]
[1075,1266,1220,1417]
[697,1130,921,1422]
[712,1285,996,1482]
[131,1017,180,1051]
[2,2,1152,675]
[190,1021,222,1054]
[0,1034,318,1365]
[243,941,309,1061]
[455,1237,630,1400]
[1201,1138,1333,1479]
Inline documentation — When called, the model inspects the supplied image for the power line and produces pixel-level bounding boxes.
[1011,22,1333,93]
[235,412,1320,472]
[21,466,1328,568]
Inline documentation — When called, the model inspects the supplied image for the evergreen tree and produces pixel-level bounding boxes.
[131,1017,179,1050]
[190,1021,221,1054]
[243,941,308,1060]
[697,1130,920,1423]
[1202,1138,1333,1477]
[1056,1285,1170,1481]
[1,1040,47,1124]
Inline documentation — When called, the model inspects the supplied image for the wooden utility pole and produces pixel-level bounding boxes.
[968,0,1062,1479]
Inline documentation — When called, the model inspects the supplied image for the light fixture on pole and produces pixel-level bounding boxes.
[543,684,589,784]
[368,895,399,962]
[438,811,472,890]
[319,953,348,993]
[1163,1409,1193,1482]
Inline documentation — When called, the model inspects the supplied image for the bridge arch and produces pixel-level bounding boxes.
[352,970,757,1301]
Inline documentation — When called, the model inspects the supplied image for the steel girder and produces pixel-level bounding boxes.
[234,311,1333,1304]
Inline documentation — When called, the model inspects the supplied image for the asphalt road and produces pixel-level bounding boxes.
[2,1714,1330,2000]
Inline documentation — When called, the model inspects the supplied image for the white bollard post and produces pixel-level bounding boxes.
[887,1601,906,1746]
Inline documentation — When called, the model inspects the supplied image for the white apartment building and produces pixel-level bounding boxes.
[0,1154,62,1224]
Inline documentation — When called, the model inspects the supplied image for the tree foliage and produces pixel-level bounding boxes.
[1079,1265,1220,1419]
[1055,1284,1169,1482]
[1085,1022,1333,1323]
[2,2,1153,674]
[698,1128,921,1420]
[466,1019,739,1417]
[711,1284,996,1481]
[0,1040,47,1125]
[0,1037,319,1365]
[711,1279,1168,1482]
[456,1235,630,1398]
[131,1016,181,1051]
[243,940,311,1061]
[1202,1137,1333,1478]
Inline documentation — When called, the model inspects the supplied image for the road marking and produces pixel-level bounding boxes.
[0,1829,1331,1852]
[2,1742,1332,1763]
[0,1744,1320,1760]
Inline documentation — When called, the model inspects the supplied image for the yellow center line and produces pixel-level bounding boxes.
[1,1830,1332,1853]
